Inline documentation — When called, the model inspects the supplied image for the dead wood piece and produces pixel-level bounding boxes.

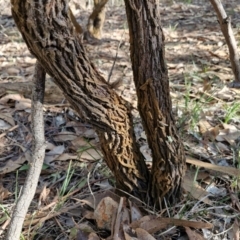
[6,61,47,240]
[210,0,240,86]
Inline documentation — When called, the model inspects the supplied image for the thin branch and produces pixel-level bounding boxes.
[6,61,46,240]
[108,40,121,83]
[210,0,240,87]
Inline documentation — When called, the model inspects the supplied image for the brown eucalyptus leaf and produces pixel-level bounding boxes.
[94,197,118,231]
[136,228,156,240]
[185,227,206,240]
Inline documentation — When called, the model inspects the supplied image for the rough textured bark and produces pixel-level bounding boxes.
[11,0,149,201]
[124,0,186,205]
[210,0,240,88]
[6,61,46,240]
[87,0,108,39]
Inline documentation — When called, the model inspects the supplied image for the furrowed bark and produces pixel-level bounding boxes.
[124,0,186,206]
[11,0,149,201]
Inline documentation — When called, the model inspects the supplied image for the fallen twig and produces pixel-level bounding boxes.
[6,61,47,240]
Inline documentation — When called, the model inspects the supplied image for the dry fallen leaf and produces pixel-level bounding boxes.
[56,153,78,161]
[185,227,206,240]
[227,186,240,211]
[0,93,23,104]
[87,232,100,240]
[71,137,90,150]
[0,119,11,130]
[15,98,31,110]
[79,148,102,161]
[186,156,240,177]
[131,216,212,234]
[123,223,138,240]
[94,197,118,231]
[83,129,96,138]
[216,123,240,145]
[44,145,65,164]
[38,185,50,207]
[198,119,219,141]
[6,67,20,75]
[0,184,11,202]
[0,113,15,126]
[182,175,212,205]
[214,86,235,101]
[53,132,77,142]
[0,144,31,174]
[232,219,239,240]
[136,228,156,240]
[130,203,143,222]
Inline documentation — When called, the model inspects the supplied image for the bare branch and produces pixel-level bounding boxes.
[6,61,46,240]
[210,0,240,87]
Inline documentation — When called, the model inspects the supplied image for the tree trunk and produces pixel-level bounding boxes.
[11,0,186,208]
[124,0,186,206]
[11,0,149,202]
[87,0,108,39]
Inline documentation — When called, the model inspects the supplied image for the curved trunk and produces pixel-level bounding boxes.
[11,0,149,202]
[11,0,186,208]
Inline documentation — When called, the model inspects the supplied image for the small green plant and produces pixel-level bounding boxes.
[176,71,214,135]
[54,161,75,211]
[20,235,26,240]
[15,170,19,201]
[168,23,179,32]
[77,139,102,159]
[184,73,192,110]
[182,74,203,130]
[224,102,240,123]
[180,0,192,4]
[189,100,202,129]
[59,161,75,197]
[0,204,10,225]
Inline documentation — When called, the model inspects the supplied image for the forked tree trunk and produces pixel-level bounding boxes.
[11,0,149,202]
[124,0,186,205]
[11,0,185,208]
[11,0,149,200]
[87,0,108,39]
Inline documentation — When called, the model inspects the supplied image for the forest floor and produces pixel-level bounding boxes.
[1,0,240,239]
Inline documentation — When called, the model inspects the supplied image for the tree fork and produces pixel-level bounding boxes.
[124,0,186,205]
[87,0,108,39]
[11,0,149,201]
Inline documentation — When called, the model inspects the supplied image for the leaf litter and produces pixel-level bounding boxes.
[1,0,240,239]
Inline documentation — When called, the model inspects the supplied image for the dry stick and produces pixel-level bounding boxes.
[210,0,240,87]
[6,61,46,240]
[108,40,121,83]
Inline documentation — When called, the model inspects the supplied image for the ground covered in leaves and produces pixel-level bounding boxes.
[1,0,240,239]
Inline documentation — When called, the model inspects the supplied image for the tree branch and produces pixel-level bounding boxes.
[6,61,46,240]
[210,0,240,87]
